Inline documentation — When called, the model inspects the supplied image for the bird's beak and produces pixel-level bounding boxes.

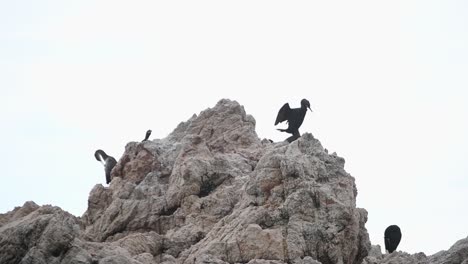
[308,106,313,112]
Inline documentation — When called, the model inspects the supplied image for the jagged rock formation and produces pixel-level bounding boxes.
[362,237,468,264]
[0,98,421,264]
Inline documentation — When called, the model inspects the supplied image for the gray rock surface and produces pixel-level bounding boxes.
[2,99,463,264]
[361,236,468,264]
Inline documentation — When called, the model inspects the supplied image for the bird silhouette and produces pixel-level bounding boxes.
[384,225,402,253]
[142,129,152,142]
[275,99,312,142]
[94,149,117,184]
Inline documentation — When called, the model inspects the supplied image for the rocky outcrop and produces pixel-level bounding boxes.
[361,236,468,264]
[1,99,371,264]
[430,237,468,264]
[0,202,81,264]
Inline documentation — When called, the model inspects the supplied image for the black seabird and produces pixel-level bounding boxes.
[94,149,117,184]
[142,129,152,142]
[384,225,402,253]
[274,99,312,143]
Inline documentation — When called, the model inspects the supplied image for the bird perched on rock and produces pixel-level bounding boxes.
[94,149,117,184]
[142,129,152,142]
[274,99,312,143]
[384,225,402,253]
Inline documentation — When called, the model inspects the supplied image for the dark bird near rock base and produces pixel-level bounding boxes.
[94,149,117,184]
[275,99,312,143]
[384,225,402,253]
[142,129,152,142]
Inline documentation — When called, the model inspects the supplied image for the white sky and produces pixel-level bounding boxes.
[1,0,467,255]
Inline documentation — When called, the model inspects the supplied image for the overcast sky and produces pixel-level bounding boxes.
[1,0,467,255]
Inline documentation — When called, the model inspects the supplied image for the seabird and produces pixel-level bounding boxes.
[142,129,152,142]
[384,225,402,253]
[274,99,312,143]
[94,149,117,184]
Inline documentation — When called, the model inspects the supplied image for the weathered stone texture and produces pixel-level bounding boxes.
[7,99,447,264]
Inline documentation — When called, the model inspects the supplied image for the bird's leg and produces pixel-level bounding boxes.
[286,131,301,143]
[295,130,301,138]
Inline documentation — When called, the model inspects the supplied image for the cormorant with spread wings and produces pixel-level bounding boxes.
[275,99,312,143]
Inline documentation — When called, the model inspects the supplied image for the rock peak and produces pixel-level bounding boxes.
[167,98,258,147]
[0,99,371,264]
[4,99,464,264]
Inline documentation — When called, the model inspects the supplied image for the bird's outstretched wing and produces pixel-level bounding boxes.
[275,103,291,125]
